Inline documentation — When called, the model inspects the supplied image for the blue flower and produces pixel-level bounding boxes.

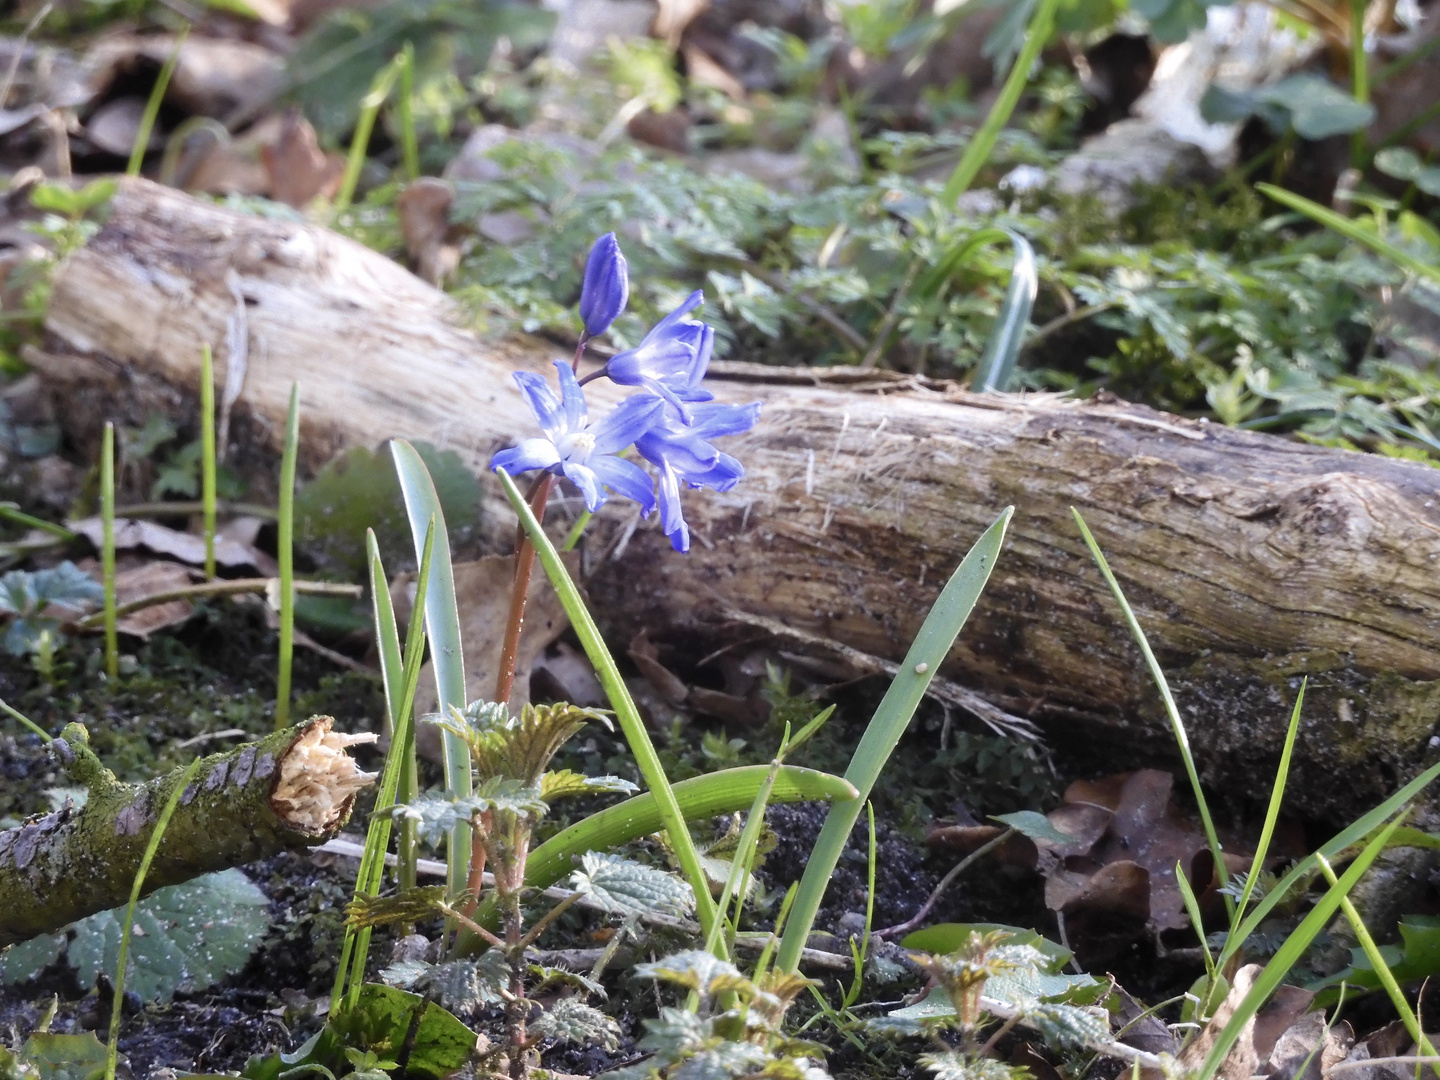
[579,232,629,338]
[602,291,715,419]
[635,401,761,552]
[492,361,662,514]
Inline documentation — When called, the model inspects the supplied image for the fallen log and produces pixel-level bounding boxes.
[0,716,375,946]
[28,178,1440,819]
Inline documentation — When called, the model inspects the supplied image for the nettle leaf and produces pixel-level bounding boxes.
[67,869,269,1002]
[540,769,637,801]
[636,1005,710,1055]
[431,701,610,785]
[571,853,695,918]
[919,1051,1030,1080]
[422,955,509,1013]
[530,997,622,1052]
[665,1042,770,1080]
[347,886,452,929]
[632,950,740,994]
[530,963,605,999]
[0,931,65,986]
[1018,1002,1110,1047]
[394,781,548,846]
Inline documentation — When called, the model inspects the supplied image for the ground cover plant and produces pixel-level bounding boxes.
[5,0,1440,1079]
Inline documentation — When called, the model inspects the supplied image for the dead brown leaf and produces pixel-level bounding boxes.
[70,517,275,574]
[1180,964,1262,1080]
[396,178,460,286]
[261,110,344,208]
[628,629,689,704]
[112,560,200,638]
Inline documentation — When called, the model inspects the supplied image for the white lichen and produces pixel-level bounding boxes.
[270,717,379,833]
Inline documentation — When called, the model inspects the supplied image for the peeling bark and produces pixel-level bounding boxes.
[0,716,375,946]
[28,178,1440,819]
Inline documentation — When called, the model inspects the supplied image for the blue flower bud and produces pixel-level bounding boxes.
[579,232,629,337]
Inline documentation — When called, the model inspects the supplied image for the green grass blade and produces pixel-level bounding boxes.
[776,506,1013,973]
[1197,817,1404,1080]
[389,439,470,896]
[496,467,724,950]
[1229,681,1306,937]
[1317,853,1437,1059]
[971,230,1037,393]
[525,765,858,893]
[0,504,76,540]
[1,697,50,742]
[334,52,402,214]
[940,0,1060,204]
[1072,508,1231,915]
[397,42,419,182]
[913,227,1009,299]
[1175,858,1216,983]
[274,384,300,729]
[1256,182,1440,287]
[200,344,217,580]
[106,756,202,1080]
[126,27,188,177]
[101,422,118,680]
[1219,758,1440,968]
[337,521,435,1011]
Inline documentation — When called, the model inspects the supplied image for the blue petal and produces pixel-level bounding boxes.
[492,438,561,475]
[655,459,689,553]
[684,453,744,492]
[689,402,761,440]
[561,462,605,512]
[590,455,656,516]
[579,233,628,337]
[646,290,704,341]
[684,324,714,386]
[554,361,588,433]
[590,393,665,455]
[513,371,565,442]
[636,427,719,475]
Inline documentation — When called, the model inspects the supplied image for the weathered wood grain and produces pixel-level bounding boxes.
[31,178,1440,817]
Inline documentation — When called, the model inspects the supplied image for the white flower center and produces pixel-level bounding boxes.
[561,431,596,464]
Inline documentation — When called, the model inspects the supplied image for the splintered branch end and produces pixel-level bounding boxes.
[270,716,379,834]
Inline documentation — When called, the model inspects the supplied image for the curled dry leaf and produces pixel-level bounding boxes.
[112,559,201,638]
[70,516,276,575]
[396,178,460,286]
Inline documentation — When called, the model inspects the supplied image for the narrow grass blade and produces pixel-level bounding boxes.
[776,506,1013,973]
[842,801,878,1008]
[397,42,419,182]
[971,231,1037,393]
[1197,817,1404,1080]
[1349,0,1369,169]
[334,53,402,213]
[274,384,299,729]
[101,422,118,680]
[1257,182,1440,287]
[332,522,435,1012]
[1220,758,1440,969]
[496,467,724,950]
[0,504,76,540]
[706,711,835,959]
[1229,681,1306,936]
[525,764,858,893]
[106,757,203,1080]
[1175,859,1216,982]
[390,439,471,896]
[1316,852,1437,1059]
[0,697,50,742]
[913,227,1009,300]
[941,0,1060,203]
[1072,508,1230,915]
[126,27,188,177]
[200,344,217,580]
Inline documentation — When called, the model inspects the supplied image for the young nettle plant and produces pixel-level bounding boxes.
[353,699,690,1077]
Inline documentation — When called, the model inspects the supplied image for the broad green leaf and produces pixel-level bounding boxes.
[992,810,1070,845]
[21,1034,109,1080]
[571,852,694,917]
[0,931,65,985]
[331,984,478,1080]
[66,870,269,1002]
[540,769,637,801]
[902,923,1072,972]
[391,439,471,895]
[524,764,857,893]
